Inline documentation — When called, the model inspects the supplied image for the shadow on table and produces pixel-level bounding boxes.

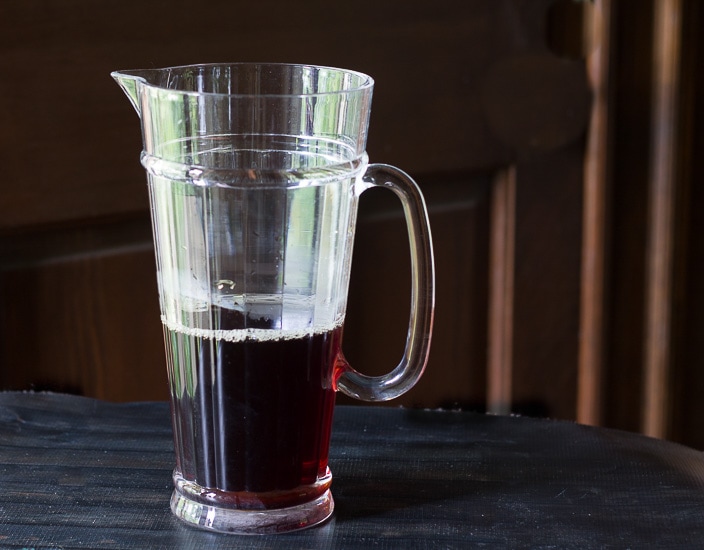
[326,406,704,547]
[327,409,509,537]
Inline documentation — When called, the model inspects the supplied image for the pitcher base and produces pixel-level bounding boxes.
[170,486,334,535]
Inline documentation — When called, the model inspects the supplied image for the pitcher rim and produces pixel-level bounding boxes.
[111,62,375,98]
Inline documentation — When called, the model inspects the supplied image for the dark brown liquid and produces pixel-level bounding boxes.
[165,307,341,510]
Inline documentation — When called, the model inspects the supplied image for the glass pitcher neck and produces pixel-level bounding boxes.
[111,63,375,161]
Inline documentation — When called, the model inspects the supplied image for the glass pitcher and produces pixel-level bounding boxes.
[112,62,434,535]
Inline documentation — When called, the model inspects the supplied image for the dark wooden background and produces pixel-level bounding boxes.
[1,1,703,448]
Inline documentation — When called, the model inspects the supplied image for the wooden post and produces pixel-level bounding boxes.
[577,0,613,427]
[642,0,683,439]
[487,166,516,415]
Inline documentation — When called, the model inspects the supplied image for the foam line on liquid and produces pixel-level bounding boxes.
[161,315,343,343]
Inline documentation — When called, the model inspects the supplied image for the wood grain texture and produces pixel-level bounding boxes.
[510,144,584,420]
[0,0,589,416]
[2,392,704,547]
[594,0,704,448]
[487,167,516,415]
[0,0,565,232]
[0,250,168,401]
[674,0,704,449]
[600,0,654,435]
[642,0,683,439]
[577,0,614,427]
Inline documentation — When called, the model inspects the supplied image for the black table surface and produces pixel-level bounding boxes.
[1,392,704,548]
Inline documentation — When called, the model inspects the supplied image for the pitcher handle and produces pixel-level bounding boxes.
[336,164,435,401]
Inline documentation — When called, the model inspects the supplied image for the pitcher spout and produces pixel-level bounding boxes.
[111,69,161,116]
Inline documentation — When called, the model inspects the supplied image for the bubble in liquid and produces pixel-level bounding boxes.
[216,279,236,290]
